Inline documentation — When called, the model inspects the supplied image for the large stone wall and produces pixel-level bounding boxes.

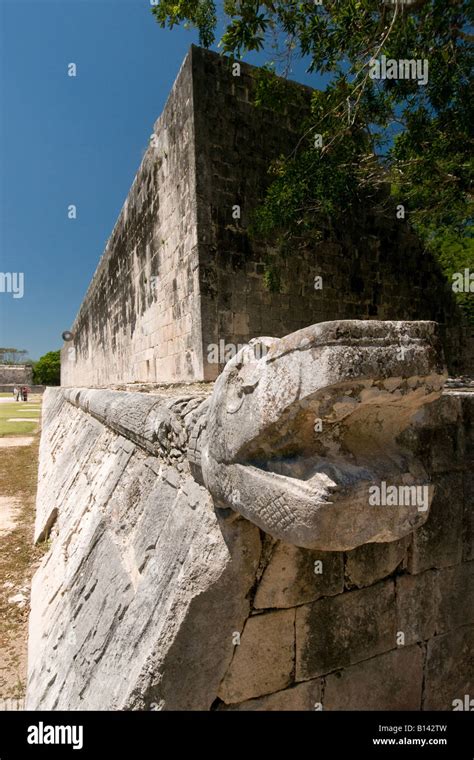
[61,51,202,386]
[191,47,466,378]
[27,374,473,710]
[61,46,467,387]
[0,364,32,385]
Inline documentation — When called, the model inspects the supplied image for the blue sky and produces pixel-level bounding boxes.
[0,0,317,360]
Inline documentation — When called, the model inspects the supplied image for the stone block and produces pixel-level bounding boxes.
[407,473,463,573]
[323,646,423,710]
[296,580,397,680]
[396,570,438,645]
[233,312,249,334]
[463,471,474,562]
[423,625,474,709]
[254,543,344,609]
[423,395,465,473]
[345,536,410,589]
[461,394,474,465]
[436,562,474,635]
[220,679,322,711]
[218,609,295,704]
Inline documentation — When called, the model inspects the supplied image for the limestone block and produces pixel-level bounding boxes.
[217,609,295,704]
[411,394,465,474]
[220,679,322,711]
[461,394,474,465]
[323,646,423,710]
[423,625,474,709]
[463,471,474,562]
[192,320,446,551]
[345,536,410,588]
[436,562,474,634]
[396,563,474,646]
[295,580,397,680]
[395,570,438,645]
[254,542,344,609]
[407,473,464,573]
[27,389,262,710]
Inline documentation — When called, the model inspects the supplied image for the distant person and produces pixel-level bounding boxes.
[21,386,28,402]
[13,386,18,400]
[15,387,21,401]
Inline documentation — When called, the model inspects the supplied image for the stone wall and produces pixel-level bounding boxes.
[61,46,467,386]
[61,50,203,387]
[27,380,473,710]
[191,47,467,378]
[0,365,33,385]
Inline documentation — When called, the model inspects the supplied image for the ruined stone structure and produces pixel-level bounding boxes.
[27,320,473,710]
[27,47,473,711]
[0,364,32,386]
[61,46,467,387]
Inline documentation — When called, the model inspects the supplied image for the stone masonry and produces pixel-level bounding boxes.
[29,46,473,713]
[27,320,474,710]
[60,46,467,387]
[0,364,32,385]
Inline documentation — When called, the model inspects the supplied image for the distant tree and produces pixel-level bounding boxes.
[33,350,61,386]
[0,347,29,364]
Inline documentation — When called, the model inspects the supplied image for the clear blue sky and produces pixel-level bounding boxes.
[0,0,318,360]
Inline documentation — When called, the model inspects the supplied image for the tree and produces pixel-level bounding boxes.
[33,350,61,386]
[0,347,29,364]
[152,0,473,320]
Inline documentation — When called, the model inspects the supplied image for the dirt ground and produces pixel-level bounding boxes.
[0,396,45,705]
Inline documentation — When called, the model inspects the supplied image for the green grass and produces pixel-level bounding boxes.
[0,402,41,436]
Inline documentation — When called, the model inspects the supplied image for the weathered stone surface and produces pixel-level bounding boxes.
[463,471,474,562]
[410,394,465,474]
[217,609,295,704]
[396,570,438,645]
[407,473,464,573]
[436,562,474,635]
[396,563,474,646]
[0,364,33,385]
[27,346,474,711]
[220,679,322,711]
[323,646,423,710]
[295,580,397,680]
[460,394,474,466]
[193,320,446,551]
[345,536,410,589]
[423,625,474,710]
[60,46,467,388]
[254,542,343,609]
[27,388,261,710]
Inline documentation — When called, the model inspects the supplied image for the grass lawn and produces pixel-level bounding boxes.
[0,401,42,436]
